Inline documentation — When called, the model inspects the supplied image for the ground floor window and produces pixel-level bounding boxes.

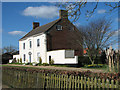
[65,50,75,58]
[23,54,25,63]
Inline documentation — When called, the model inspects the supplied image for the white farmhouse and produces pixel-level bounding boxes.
[13,10,83,64]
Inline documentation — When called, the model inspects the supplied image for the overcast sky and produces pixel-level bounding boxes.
[2,2,119,50]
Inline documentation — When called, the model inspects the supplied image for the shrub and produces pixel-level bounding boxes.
[78,56,104,67]
[49,59,54,65]
[25,62,30,65]
[25,63,32,65]
[32,62,37,66]
[38,63,42,66]
[12,58,17,63]
[17,59,19,63]
[26,59,28,63]
[20,58,22,63]
[39,57,42,64]
[43,63,49,66]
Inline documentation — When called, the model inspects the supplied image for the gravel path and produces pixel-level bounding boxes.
[3,64,104,73]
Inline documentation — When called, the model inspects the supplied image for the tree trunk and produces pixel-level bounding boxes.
[91,61,94,65]
[109,56,112,72]
[88,56,94,65]
[117,57,119,73]
[112,56,114,72]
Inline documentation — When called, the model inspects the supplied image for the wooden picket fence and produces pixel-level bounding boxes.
[43,73,119,88]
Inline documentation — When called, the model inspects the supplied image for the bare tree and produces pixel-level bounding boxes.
[2,45,17,54]
[69,17,117,65]
[57,2,119,22]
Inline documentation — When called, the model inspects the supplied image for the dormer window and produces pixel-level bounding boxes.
[56,25,62,31]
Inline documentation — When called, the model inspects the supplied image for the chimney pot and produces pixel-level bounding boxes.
[59,10,68,19]
[33,22,39,29]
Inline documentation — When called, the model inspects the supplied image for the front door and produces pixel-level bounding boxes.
[28,52,32,63]
[49,56,51,64]
[29,54,31,63]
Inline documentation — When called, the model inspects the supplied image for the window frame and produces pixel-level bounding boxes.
[29,41,32,48]
[56,25,62,31]
[65,50,75,58]
[23,43,25,49]
[37,39,40,47]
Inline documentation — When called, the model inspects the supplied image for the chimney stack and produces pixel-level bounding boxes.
[59,10,68,19]
[33,22,39,29]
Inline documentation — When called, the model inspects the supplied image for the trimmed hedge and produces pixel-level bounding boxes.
[78,55,106,67]
[2,66,120,81]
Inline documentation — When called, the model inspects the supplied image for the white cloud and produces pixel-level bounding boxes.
[97,9,106,14]
[8,31,26,36]
[22,6,59,19]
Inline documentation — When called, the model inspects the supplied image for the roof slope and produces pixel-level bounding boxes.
[19,19,61,40]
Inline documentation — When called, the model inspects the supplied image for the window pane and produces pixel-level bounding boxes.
[23,43,25,49]
[30,41,32,48]
[56,25,62,30]
[24,54,25,61]
[37,39,40,46]
[65,50,74,58]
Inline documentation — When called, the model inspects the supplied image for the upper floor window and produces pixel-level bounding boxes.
[23,43,25,49]
[30,41,32,48]
[37,39,40,47]
[56,25,62,31]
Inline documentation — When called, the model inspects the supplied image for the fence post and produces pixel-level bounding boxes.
[81,76,83,88]
[43,73,45,88]
[69,75,72,88]
[98,78,101,88]
[78,76,80,88]
[75,76,77,88]
[55,74,56,88]
[84,77,86,88]
[59,75,61,88]
[64,75,66,88]
[52,74,54,88]
[102,78,105,88]
[61,75,63,89]
[72,75,75,89]
[87,77,90,88]
[57,75,58,88]
[94,77,97,88]
[91,77,93,88]
[66,75,68,88]
[106,79,109,88]
[111,80,114,88]
[49,74,51,88]
[115,80,119,88]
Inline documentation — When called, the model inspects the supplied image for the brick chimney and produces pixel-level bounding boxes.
[59,10,68,19]
[33,22,39,29]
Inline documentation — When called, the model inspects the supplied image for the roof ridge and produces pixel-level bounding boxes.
[36,18,61,29]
